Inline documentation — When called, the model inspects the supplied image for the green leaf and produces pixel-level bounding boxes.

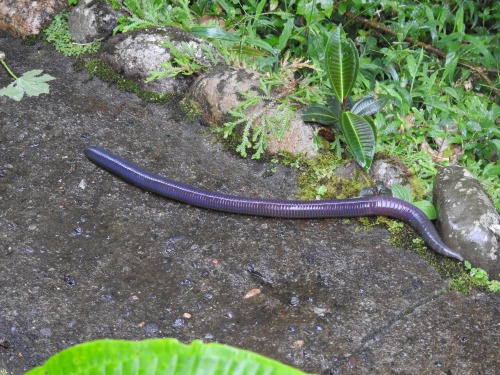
[413,200,437,220]
[482,162,500,178]
[391,184,413,202]
[391,184,436,220]
[340,111,376,171]
[301,104,339,126]
[277,18,294,51]
[26,339,310,375]
[350,94,388,116]
[0,69,55,101]
[325,25,359,103]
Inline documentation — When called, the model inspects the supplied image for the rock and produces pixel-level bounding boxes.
[68,0,125,43]
[189,65,316,157]
[333,157,411,194]
[0,0,67,37]
[434,166,499,278]
[99,27,224,94]
[369,158,411,190]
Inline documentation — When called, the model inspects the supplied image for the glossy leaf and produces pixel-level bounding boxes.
[350,94,388,117]
[301,104,339,126]
[340,111,375,171]
[325,25,359,103]
[26,339,309,375]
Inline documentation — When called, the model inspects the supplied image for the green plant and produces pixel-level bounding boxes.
[26,338,309,374]
[463,261,500,292]
[0,51,55,101]
[112,0,194,33]
[76,0,499,208]
[147,39,223,80]
[220,59,320,159]
[44,12,101,56]
[302,25,387,172]
[391,184,436,220]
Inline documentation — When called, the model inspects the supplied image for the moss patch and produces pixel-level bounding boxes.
[85,59,175,103]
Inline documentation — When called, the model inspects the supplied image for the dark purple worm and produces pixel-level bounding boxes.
[84,146,463,261]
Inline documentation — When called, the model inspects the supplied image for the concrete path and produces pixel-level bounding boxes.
[1,36,498,374]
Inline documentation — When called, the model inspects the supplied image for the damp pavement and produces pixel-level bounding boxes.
[1,36,499,375]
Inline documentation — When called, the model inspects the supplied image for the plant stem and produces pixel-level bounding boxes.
[0,59,18,80]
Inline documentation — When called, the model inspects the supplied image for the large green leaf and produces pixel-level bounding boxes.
[301,104,339,126]
[325,25,359,103]
[25,339,309,375]
[340,111,376,171]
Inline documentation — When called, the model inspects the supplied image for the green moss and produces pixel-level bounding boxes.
[388,225,497,295]
[295,151,371,200]
[179,97,202,120]
[85,59,175,103]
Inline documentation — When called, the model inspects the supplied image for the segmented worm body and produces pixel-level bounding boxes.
[85,146,463,261]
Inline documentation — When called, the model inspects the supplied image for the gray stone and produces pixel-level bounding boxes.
[0,0,67,37]
[332,158,411,193]
[189,65,316,157]
[68,0,124,43]
[99,27,224,94]
[434,166,499,278]
[369,158,411,190]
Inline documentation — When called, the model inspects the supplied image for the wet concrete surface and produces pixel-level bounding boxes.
[1,36,499,374]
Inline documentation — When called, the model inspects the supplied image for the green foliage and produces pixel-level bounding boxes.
[93,0,498,207]
[147,39,223,80]
[391,184,436,220]
[220,71,303,159]
[26,338,309,375]
[0,52,55,101]
[44,12,101,56]
[462,261,500,293]
[303,25,386,172]
[113,0,194,33]
[326,26,359,103]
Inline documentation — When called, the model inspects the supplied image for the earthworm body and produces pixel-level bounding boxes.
[84,146,463,261]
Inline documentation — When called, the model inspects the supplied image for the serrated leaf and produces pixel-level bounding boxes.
[340,111,376,171]
[391,184,413,202]
[351,94,388,116]
[26,339,310,375]
[302,104,339,126]
[0,83,24,101]
[325,25,359,103]
[413,200,437,220]
[0,69,55,101]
